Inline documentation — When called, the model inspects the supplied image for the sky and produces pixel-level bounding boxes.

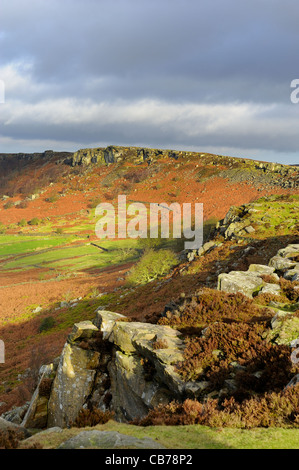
[1,0,299,164]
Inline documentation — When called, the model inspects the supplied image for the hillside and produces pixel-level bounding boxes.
[0,146,298,449]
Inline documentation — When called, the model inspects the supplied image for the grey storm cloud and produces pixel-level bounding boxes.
[1,0,299,164]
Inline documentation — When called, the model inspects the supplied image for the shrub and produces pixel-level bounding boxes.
[39,316,55,333]
[116,247,138,261]
[152,339,168,349]
[103,191,115,201]
[137,236,166,251]
[18,219,27,227]
[119,181,132,193]
[261,274,279,284]
[176,321,294,391]
[158,288,273,330]
[45,193,59,203]
[124,168,149,184]
[3,201,14,209]
[126,249,178,285]
[0,429,26,449]
[136,384,299,429]
[28,217,41,226]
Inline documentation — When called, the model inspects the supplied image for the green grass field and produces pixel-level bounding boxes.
[21,420,299,449]
[0,234,141,272]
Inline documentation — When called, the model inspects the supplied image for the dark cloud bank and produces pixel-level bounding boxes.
[1,0,299,164]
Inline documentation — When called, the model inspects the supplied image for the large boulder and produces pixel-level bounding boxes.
[276,244,299,259]
[266,311,299,346]
[217,271,264,297]
[58,430,166,449]
[284,267,299,282]
[47,322,101,428]
[96,311,187,420]
[258,283,281,296]
[39,311,203,427]
[67,320,99,344]
[93,310,127,340]
[108,351,172,422]
[47,343,100,428]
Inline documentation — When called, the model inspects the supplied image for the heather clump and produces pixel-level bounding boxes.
[159,288,273,330]
[136,384,299,428]
[177,322,295,392]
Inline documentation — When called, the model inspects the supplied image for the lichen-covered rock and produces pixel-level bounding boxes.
[93,310,126,339]
[40,315,191,427]
[47,343,100,428]
[284,267,299,281]
[248,264,276,276]
[268,256,297,272]
[217,271,264,297]
[109,321,182,355]
[57,430,166,449]
[67,320,99,344]
[108,351,172,422]
[258,283,281,296]
[276,244,299,259]
[285,374,299,389]
[267,312,299,346]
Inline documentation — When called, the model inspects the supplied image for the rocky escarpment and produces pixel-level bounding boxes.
[20,312,190,428]
[67,146,299,188]
[68,145,181,166]
[1,146,297,193]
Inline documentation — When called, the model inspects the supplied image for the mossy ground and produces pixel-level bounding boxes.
[19,419,299,449]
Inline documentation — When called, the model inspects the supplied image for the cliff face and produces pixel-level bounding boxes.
[69,145,180,166]
[22,312,188,428]
[0,145,298,190]
[67,146,299,189]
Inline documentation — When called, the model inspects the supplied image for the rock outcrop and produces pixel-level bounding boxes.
[57,430,166,449]
[66,145,299,190]
[218,243,299,346]
[23,311,207,429]
[218,243,299,299]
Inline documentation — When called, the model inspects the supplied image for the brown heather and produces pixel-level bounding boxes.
[136,384,299,429]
